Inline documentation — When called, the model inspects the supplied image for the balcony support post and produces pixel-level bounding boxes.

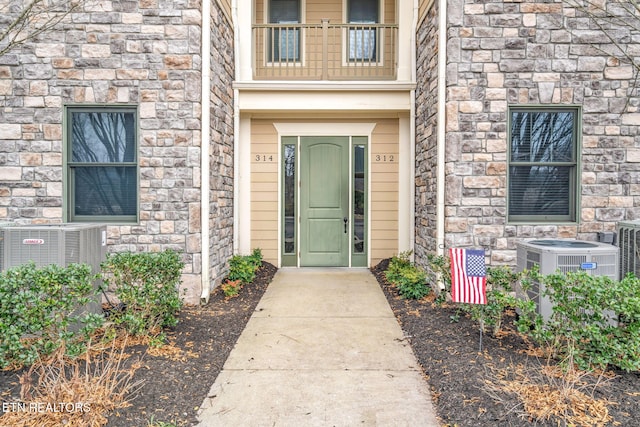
[321,19,329,80]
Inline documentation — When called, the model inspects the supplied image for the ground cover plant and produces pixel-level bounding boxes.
[221,248,263,298]
[384,250,430,299]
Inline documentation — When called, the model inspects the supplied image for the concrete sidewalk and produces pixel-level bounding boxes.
[196,268,440,427]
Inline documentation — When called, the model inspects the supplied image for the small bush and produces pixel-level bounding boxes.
[465,266,536,335]
[100,250,185,337]
[385,251,430,299]
[227,248,263,285]
[221,279,242,298]
[525,270,640,371]
[0,262,104,369]
[426,254,536,336]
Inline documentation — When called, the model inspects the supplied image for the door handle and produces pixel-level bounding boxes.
[343,217,348,234]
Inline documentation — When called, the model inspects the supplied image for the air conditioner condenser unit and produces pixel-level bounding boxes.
[515,239,619,324]
[0,223,108,316]
[617,220,640,279]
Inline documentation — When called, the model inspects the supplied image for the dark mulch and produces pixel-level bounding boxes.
[371,259,640,427]
[0,262,277,427]
[2,260,639,427]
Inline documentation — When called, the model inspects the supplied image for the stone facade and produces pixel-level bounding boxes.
[414,2,441,263]
[415,0,640,267]
[206,4,235,297]
[0,0,235,303]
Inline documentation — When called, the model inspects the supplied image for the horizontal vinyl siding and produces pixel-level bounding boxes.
[384,0,396,23]
[307,1,341,22]
[370,119,399,264]
[250,120,279,262]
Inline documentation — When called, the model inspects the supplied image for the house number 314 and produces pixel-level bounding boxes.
[255,155,274,162]
[375,154,395,162]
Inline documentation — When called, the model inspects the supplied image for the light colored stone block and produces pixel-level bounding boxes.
[0,124,21,139]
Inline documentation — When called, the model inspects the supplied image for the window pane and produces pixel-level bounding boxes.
[349,0,378,22]
[71,112,136,163]
[283,144,296,254]
[510,111,574,163]
[509,166,571,216]
[73,166,137,216]
[271,27,300,62]
[270,0,299,22]
[353,145,365,254]
[349,27,377,61]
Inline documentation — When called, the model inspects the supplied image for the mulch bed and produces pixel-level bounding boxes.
[371,259,640,427]
[0,262,277,427]
[2,260,639,427]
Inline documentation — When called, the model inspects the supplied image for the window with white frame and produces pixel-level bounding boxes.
[508,107,579,222]
[66,107,138,223]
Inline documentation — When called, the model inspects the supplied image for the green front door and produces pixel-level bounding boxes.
[300,137,350,266]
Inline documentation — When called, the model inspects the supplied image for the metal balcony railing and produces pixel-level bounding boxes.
[252,21,398,80]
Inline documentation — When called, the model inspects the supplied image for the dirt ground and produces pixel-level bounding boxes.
[1,260,639,426]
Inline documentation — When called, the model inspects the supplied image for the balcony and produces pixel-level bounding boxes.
[252,21,398,81]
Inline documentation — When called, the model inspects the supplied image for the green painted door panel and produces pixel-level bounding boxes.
[300,137,349,266]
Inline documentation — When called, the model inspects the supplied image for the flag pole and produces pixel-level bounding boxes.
[479,328,483,352]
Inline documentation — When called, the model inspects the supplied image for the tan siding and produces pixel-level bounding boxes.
[384,0,396,23]
[306,2,342,23]
[251,120,279,264]
[256,0,265,24]
[370,118,399,265]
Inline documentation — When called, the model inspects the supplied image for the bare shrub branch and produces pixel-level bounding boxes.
[2,338,144,427]
[0,0,80,57]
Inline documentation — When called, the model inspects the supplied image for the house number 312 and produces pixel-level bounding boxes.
[375,154,395,162]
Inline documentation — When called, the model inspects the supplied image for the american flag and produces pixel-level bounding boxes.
[449,248,487,305]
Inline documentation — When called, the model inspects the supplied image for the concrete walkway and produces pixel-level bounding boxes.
[196,268,440,427]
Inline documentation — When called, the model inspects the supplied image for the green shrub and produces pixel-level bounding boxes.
[525,270,640,371]
[464,266,536,335]
[100,250,185,336]
[425,253,450,302]
[426,254,536,336]
[385,251,430,299]
[227,248,263,285]
[0,262,104,368]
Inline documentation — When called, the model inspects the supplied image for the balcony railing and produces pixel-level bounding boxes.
[252,21,398,80]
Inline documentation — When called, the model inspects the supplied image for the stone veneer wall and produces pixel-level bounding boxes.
[414,1,441,265]
[0,0,235,303]
[417,0,640,266]
[207,4,235,297]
